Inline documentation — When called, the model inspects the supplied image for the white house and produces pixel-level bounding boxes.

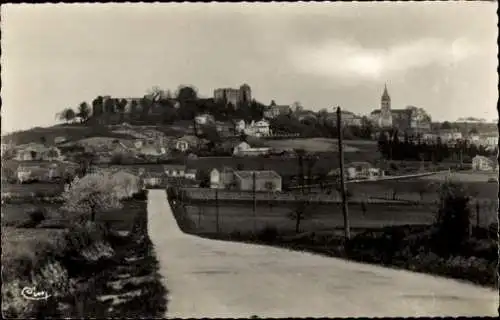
[472,155,497,171]
[243,119,270,137]
[422,133,439,142]
[209,167,236,189]
[232,141,271,157]
[483,135,499,148]
[210,168,222,189]
[439,130,462,142]
[184,169,197,180]
[173,135,199,152]
[346,162,382,180]
[164,165,186,177]
[17,166,32,183]
[468,134,481,144]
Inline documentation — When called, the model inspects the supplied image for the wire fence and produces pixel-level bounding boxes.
[168,186,498,236]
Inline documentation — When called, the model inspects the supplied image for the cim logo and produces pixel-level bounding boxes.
[21,287,51,301]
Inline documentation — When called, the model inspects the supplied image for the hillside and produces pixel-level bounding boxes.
[1,122,193,146]
[1,124,134,146]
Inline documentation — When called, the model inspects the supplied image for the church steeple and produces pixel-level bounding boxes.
[382,83,390,101]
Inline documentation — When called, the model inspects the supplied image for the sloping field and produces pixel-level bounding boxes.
[417,171,498,183]
[1,227,67,267]
[263,138,368,153]
[65,137,136,151]
[2,125,134,146]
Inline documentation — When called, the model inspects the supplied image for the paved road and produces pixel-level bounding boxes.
[147,190,498,318]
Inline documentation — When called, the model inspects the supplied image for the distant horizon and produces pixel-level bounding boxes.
[2,3,498,134]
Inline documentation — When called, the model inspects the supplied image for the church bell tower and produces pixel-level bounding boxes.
[380,83,392,128]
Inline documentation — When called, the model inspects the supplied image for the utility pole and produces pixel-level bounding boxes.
[337,106,350,240]
[215,187,220,233]
[253,171,257,233]
[198,206,202,227]
[476,200,480,227]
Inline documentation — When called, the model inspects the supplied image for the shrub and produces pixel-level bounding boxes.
[257,225,279,242]
[27,208,47,225]
[109,170,142,199]
[130,189,148,201]
[433,181,472,255]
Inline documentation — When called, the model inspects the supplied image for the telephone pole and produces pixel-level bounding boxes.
[215,187,220,233]
[337,106,350,240]
[253,171,257,233]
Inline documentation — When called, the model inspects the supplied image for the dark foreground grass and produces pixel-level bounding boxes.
[169,196,498,289]
[56,196,168,318]
[2,194,169,319]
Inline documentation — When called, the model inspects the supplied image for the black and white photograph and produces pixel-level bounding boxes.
[1,2,498,318]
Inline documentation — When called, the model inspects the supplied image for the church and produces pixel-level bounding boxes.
[370,85,431,133]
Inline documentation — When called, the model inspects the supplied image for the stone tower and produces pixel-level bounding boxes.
[239,84,252,104]
[379,84,393,128]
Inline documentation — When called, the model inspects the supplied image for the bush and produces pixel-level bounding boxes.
[23,208,47,227]
[433,181,472,255]
[256,225,279,243]
[130,189,148,201]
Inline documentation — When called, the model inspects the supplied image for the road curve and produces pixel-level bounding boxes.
[147,190,498,318]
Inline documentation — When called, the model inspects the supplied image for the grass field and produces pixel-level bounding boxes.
[2,182,65,197]
[183,196,497,234]
[417,171,499,183]
[343,177,498,203]
[1,227,68,273]
[1,198,146,231]
[1,203,62,227]
[262,138,377,153]
[184,202,436,234]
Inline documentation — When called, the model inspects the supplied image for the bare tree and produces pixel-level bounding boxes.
[287,199,313,233]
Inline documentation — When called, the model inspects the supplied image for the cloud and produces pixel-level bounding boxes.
[288,37,480,82]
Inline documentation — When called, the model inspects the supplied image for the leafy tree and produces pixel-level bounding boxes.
[76,152,96,177]
[468,127,478,135]
[57,108,76,123]
[434,181,472,254]
[77,102,91,123]
[61,172,123,222]
[441,121,452,130]
[176,85,198,102]
[377,131,389,158]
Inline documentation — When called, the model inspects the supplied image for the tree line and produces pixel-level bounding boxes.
[377,129,496,162]
[56,85,268,126]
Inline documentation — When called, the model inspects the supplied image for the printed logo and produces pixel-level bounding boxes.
[21,287,51,300]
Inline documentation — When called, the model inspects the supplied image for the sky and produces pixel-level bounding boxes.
[1,2,498,134]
